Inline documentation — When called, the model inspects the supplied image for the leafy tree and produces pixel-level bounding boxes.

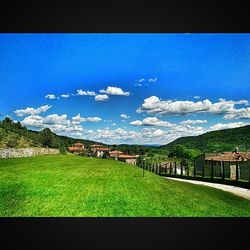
[38,128,55,148]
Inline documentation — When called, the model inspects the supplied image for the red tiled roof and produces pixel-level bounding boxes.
[205,151,250,162]
[117,154,137,159]
[96,147,110,151]
[74,143,84,146]
[109,150,123,155]
[68,147,84,151]
[90,144,102,147]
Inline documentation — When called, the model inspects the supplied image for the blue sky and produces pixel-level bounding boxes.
[1,33,250,145]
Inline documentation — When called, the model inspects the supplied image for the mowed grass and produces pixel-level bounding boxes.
[0,155,249,217]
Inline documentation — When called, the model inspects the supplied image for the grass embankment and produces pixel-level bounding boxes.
[0,155,249,217]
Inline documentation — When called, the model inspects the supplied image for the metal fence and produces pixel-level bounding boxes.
[137,159,250,189]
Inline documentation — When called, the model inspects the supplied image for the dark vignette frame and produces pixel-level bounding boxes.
[0,2,249,249]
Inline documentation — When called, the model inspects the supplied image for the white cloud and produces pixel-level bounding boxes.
[86,117,102,122]
[148,77,157,83]
[21,113,84,136]
[99,86,130,96]
[14,105,52,117]
[43,114,70,125]
[223,107,250,119]
[120,114,130,119]
[45,94,56,99]
[180,119,207,125]
[130,117,174,127]
[76,89,97,96]
[21,115,44,127]
[112,123,116,126]
[134,83,143,87]
[209,122,249,131]
[137,96,250,119]
[60,94,70,98]
[130,120,143,126]
[95,94,109,101]
[138,78,145,83]
[72,114,86,124]
[72,114,102,124]
[193,96,200,99]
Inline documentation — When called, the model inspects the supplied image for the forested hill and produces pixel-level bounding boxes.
[0,117,99,150]
[161,125,250,153]
[0,117,155,155]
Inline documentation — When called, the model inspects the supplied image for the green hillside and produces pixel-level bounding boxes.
[0,117,157,156]
[0,154,249,217]
[161,125,250,153]
[0,117,100,150]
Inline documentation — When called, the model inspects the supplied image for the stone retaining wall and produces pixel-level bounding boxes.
[0,148,60,158]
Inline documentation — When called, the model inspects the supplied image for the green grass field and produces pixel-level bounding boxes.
[0,154,249,217]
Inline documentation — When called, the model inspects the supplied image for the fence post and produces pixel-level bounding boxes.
[236,161,239,182]
[211,160,214,179]
[248,164,250,188]
[174,162,177,175]
[222,161,225,180]
[193,160,196,177]
[202,161,204,178]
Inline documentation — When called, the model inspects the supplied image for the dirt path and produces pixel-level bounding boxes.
[164,177,250,200]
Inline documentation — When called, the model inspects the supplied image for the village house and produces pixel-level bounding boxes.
[195,148,250,180]
[90,144,103,153]
[95,147,110,158]
[117,154,137,165]
[67,142,85,154]
[109,150,124,160]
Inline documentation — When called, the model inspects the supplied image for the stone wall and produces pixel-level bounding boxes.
[0,148,60,158]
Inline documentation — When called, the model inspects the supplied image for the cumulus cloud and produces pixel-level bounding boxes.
[193,96,200,99]
[14,105,52,117]
[148,77,157,83]
[209,122,249,131]
[72,114,86,124]
[21,113,84,136]
[130,120,143,126]
[120,114,130,119]
[135,77,157,87]
[72,114,102,124]
[76,89,97,96]
[86,117,102,122]
[180,119,207,125]
[99,86,130,96]
[138,78,145,83]
[45,94,56,99]
[60,94,70,98]
[43,114,70,125]
[130,117,174,127]
[95,94,109,101]
[223,107,250,119]
[137,96,249,119]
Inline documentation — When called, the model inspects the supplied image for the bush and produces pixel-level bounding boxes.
[59,146,67,155]
[6,138,18,148]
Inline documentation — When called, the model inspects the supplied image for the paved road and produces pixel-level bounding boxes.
[164,177,250,200]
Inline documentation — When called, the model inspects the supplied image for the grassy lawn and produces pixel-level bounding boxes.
[0,154,249,217]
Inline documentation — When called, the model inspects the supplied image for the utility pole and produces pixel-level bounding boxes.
[142,158,145,177]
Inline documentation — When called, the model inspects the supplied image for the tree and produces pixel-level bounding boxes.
[169,144,187,159]
[38,128,55,148]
